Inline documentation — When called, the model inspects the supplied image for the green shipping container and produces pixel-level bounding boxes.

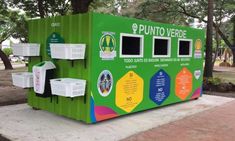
[27,12,205,123]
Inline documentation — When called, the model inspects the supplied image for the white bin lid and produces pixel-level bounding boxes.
[33,61,56,70]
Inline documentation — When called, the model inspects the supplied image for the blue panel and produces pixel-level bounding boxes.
[150,69,170,105]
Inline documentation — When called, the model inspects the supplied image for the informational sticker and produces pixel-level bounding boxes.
[194,39,202,59]
[46,32,64,56]
[34,69,41,92]
[99,32,116,60]
[116,71,144,113]
[150,69,170,105]
[194,70,201,80]
[97,70,113,97]
[175,67,193,100]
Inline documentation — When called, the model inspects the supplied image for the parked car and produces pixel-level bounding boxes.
[10,56,19,62]
[9,55,27,63]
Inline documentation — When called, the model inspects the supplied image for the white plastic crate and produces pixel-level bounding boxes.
[50,78,86,97]
[12,43,40,56]
[50,44,86,60]
[12,72,33,88]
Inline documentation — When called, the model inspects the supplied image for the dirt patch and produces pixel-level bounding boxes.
[0,67,27,106]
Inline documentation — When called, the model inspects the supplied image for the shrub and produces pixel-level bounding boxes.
[204,77,222,85]
[2,48,13,57]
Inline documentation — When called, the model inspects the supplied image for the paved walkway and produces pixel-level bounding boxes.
[0,95,233,141]
[123,100,235,141]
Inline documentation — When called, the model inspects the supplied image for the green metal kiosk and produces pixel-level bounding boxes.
[12,12,205,123]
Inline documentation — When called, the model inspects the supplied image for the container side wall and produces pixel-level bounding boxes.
[27,13,92,123]
[90,13,205,122]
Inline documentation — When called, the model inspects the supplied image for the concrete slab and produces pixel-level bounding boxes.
[0,95,233,141]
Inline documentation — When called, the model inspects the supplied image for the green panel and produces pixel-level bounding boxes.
[28,18,56,113]
[90,13,205,122]
[27,13,92,123]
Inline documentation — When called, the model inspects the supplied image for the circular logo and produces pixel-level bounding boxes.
[195,39,202,50]
[99,34,116,52]
[132,23,138,34]
[97,70,113,97]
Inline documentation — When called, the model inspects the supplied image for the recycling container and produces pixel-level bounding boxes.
[16,12,205,123]
[33,61,56,97]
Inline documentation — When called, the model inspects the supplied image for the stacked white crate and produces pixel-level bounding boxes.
[49,44,86,97]
[11,43,40,88]
[50,44,86,60]
[12,72,33,88]
[12,43,40,56]
[50,78,86,97]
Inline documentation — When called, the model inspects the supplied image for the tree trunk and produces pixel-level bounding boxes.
[71,0,93,14]
[37,0,45,18]
[213,23,233,47]
[232,51,235,67]
[212,27,220,69]
[232,18,235,67]
[0,44,13,70]
[204,0,213,78]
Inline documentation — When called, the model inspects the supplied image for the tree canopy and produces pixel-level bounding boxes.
[1,0,235,74]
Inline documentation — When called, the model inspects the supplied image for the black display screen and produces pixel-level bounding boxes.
[122,36,141,55]
[154,39,168,55]
[179,40,190,55]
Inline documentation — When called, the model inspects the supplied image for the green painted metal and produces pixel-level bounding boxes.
[28,13,92,123]
[27,12,205,123]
